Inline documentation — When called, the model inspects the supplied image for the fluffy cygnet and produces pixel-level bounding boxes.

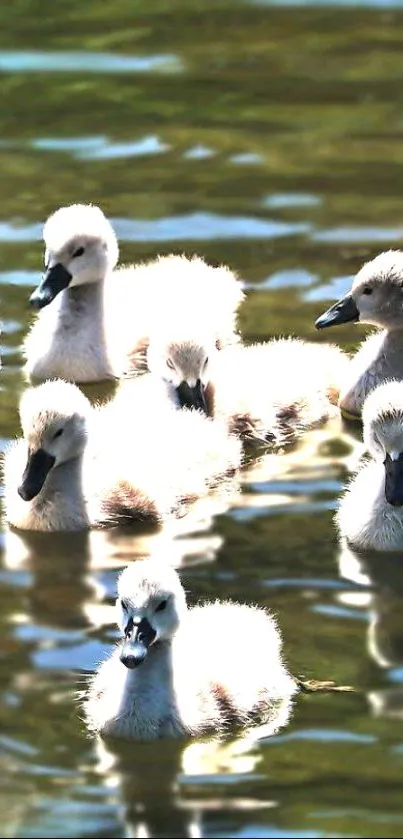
[83,559,297,740]
[24,204,152,382]
[125,254,244,374]
[337,380,403,551]
[145,333,347,447]
[316,250,403,417]
[25,202,244,384]
[3,381,242,532]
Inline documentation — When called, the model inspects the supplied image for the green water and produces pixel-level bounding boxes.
[1,1,403,836]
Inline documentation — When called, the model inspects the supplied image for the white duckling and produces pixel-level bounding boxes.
[83,558,297,740]
[124,254,244,374]
[144,333,347,446]
[316,250,403,418]
[25,202,244,384]
[3,381,241,532]
[337,380,403,551]
[24,203,150,382]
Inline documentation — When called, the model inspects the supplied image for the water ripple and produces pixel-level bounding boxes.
[262,193,321,209]
[0,214,310,243]
[113,213,311,242]
[0,270,41,286]
[304,275,353,303]
[313,226,403,244]
[244,268,316,291]
[269,729,375,744]
[0,50,183,74]
[33,134,170,160]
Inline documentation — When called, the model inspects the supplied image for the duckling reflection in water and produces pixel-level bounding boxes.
[316,250,403,418]
[338,539,403,722]
[3,380,241,532]
[138,332,348,447]
[83,559,297,740]
[24,202,244,384]
[337,380,403,551]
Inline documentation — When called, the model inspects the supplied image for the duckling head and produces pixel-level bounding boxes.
[30,204,119,309]
[17,380,90,501]
[363,381,403,506]
[147,332,217,415]
[316,250,403,331]
[116,559,187,669]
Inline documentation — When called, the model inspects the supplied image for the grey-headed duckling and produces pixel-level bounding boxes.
[3,381,242,532]
[337,380,403,551]
[143,334,348,447]
[316,250,403,418]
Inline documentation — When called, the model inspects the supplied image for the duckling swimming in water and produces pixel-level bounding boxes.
[83,558,297,740]
[24,204,151,382]
[316,250,403,418]
[143,333,347,447]
[3,381,242,532]
[24,203,244,383]
[124,254,244,374]
[337,380,403,551]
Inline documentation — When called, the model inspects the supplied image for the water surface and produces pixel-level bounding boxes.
[1,1,403,837]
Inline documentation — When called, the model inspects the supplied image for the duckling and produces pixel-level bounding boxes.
[25,202,244,383]
[337,380,403,551]
[3,381,241,532]
[83,559,297,740]
[144,326,217,413]
[23,204,150,382]
[316,250,403,417]
[144,333,347,447]
[124,254,244,372]
[3,380,92,531]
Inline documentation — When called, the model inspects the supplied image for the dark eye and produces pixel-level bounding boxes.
[72,246,85,258]
[156,600,167,612]
[362,286,373,296]
[167,359,175,370]
[203,357,209,369]
[53,428,64,439]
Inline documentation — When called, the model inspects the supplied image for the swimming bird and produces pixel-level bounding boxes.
[83,559,297,740]
[24,203,244,383]
[3,381,242,532]
[337,380,403,551]
[125,254,244,374]
[315,250,403,418]
[143,334,347,447]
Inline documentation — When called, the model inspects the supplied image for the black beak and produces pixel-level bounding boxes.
[18,448,56,501]
[120,616,157,669]
[384,452,403,506]
[29,263,72,309]
[176,379,208,414]
[315,293,359,330]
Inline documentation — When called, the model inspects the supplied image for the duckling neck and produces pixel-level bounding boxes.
[123,640,173,692]
[55,279,115,380]
[380,328,403,360]
[33,455,88,529]
[61,280,102,314]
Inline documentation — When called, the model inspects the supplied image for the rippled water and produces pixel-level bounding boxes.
[1,1,403,837]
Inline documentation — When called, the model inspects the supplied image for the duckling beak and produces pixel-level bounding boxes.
[29,263,72,309]
[18,448,56,501]
[384,452,403,506]
[315,294,359,329]
[120,616,157,669]
[176,379,208,414]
